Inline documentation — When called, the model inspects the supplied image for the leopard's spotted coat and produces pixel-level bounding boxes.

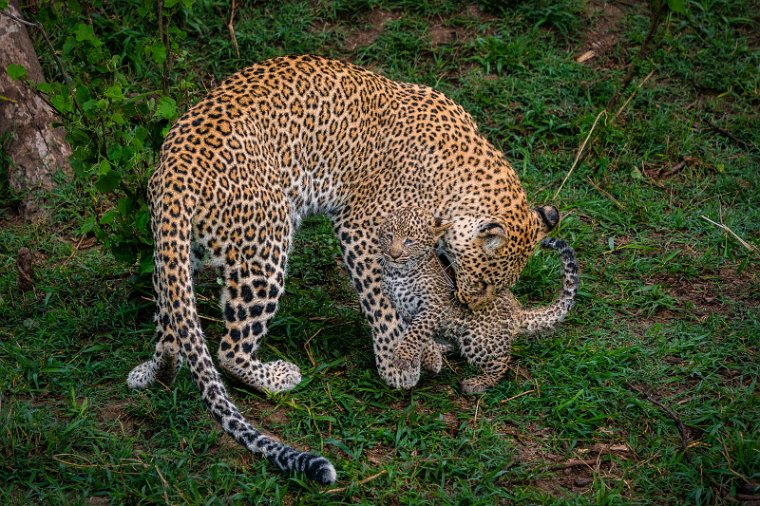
[127,55,559,483]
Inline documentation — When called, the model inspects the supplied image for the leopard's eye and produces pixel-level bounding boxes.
[404,238,415,247]
[385,233,394,241]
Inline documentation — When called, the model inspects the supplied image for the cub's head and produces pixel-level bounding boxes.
[378,207,452,269]
[439,205,559,309]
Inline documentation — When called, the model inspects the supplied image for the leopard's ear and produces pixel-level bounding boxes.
[533,205,560,234]
[478,222,507,252]
[429,220,452,241]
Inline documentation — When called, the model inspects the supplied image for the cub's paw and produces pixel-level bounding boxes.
[382,364,421,390]
[393,343,421,372]
[220,356,302,394]
[460,377,491,395]
[420,342,450,374]
[392,355,417,371]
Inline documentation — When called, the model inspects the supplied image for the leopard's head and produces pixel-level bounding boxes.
[438,205,559,309]
[379,207,451,270]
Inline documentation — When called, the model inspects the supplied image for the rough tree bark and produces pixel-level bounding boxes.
[0,0,71,221]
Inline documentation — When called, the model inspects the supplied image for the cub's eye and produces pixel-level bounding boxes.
[385,233,394,241]
[404,239,415,247]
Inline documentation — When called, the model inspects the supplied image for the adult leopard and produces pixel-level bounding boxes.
[127,55,559,484]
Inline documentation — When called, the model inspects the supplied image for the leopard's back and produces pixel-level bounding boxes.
[157,55,481,219]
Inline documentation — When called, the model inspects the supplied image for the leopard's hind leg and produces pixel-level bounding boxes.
[460,358,511,394]
[127,329,182,389]
[457,325,513,394]
[212,191,302,394]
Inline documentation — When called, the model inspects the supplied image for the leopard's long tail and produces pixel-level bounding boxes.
[137,175,336,485]
[519,237,579,333]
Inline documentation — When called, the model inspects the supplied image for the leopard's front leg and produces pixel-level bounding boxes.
[394,311,447,374]
[333,219,422,389]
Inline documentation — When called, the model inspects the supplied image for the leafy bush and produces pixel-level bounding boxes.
[22,0,206,275]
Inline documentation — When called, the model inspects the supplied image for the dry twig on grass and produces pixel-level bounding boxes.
[500,389,535,404]
[325,469,388,494]
[701,215,760,259]
[554,110,607,200]
[626,383,692,463]
[228,0,240,59]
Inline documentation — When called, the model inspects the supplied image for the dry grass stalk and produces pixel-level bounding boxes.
[701,215,760,258]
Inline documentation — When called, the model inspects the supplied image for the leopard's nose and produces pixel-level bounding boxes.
[388,244,403,259]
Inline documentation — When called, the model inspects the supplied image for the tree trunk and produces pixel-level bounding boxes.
[0,0,71,222]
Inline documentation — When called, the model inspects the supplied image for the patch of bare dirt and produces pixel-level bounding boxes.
[365,444,395,465]
[99,400,139,436]
[337,4,501,54]
[453,4,499,28]
[344,9,400,51]
[576,0,640,67]
[429,22,459,47]
[496,423,632,497]
[239,397,290,427]
[647,264,759,321]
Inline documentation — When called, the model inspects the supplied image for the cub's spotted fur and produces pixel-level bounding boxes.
[128,55,559,483]
[380,207,578,393]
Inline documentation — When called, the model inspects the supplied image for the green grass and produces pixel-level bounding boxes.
[1,0,759,504]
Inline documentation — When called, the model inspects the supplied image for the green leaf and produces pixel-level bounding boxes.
[112,243,138,263]
[99,208,119,225]
[0,1,9,11]
[75,85,92,105]
[117,196,135,216]
[6,63,27,80]
[74,23,100,45]
[139,255,154,275]
[36,82,55,94]
[104,84,124,101]
[135,204,151,234]
[149,44,167,66]
[98,159,111,175]
[666,0,686,13]
[154,96,178,121]
[50,93,73,114]
[95,170,121,193]
[78,216,97,235]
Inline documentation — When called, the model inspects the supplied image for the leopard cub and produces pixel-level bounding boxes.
[379,207,579,394]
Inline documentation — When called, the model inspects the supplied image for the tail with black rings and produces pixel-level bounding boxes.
[518,237,579,333]
[132,173,336,485]
[540,237,579,316]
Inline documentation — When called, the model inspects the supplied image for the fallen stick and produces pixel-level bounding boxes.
[626,383,691,463]
[701,215,760,259]
[500,388,535,404]
[547,458,598,471]
[554,109,607,200]
[325,469,388,494]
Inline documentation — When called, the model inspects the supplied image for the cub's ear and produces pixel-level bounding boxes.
[478,222,506,252]
[534,205,560,232]
[429,221,452,241]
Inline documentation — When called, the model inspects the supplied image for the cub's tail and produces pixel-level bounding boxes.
[520,237,579,333]
[134,174,336,485]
